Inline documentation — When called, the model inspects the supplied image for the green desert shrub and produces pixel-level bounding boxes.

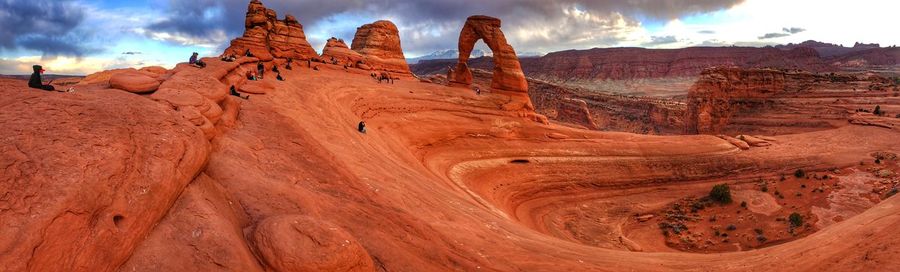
[789,212,804,227]
[709,184,732,204]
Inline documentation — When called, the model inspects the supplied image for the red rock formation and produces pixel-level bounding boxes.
[251,215,375,272]
[684,68,789,134]
[684,67,898,135]
[450,16,528,93]
[351,20,410,74]
[556,98,599,129]
[413,46,829,81]
[109,71,161,93]
[321,37,365,66]
[524,74,685,134]
[224,0,317,61]
[4,58,900,271]
[0,85,208,271]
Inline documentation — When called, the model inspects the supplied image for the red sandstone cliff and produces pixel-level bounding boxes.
[684,67,897,135]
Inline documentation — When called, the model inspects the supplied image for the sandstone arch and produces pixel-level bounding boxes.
[449,15,528,93]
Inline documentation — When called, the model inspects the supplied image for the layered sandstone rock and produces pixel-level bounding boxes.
[524,74,685,134]
[224,0,317,61]
[109,71,161,93]
[684,67,788,134]
[0,87,208,271]
[251,215,375,272]
[450,16,528,93]
[321,37,365,66]
[526,47,826,81]
[717,135,751,150]
[683,67,897,135]
[78,68,162,87]
[351,20,409,74]
[557,98,599,129]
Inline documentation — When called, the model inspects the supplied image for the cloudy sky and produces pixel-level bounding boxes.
[0,0,896,75]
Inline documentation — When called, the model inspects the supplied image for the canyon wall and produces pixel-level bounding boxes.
[413,46,899,82]
[684,67,899,135]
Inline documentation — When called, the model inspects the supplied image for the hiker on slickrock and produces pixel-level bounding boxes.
[257,61,265,79]
[28,65,74,92]
[358,121,367,133]
[230,85,249,100]
[189,52,206,68]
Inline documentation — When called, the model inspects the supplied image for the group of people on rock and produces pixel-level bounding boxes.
[38,46,392,139]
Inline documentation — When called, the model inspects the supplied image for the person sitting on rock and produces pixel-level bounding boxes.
[189,52,206,68]
[475,87,481,95]
[244,49,254,57]
[229,85,249,100]
[256,61,265,79]
[285,58,293,70]
[28,65,58,91]
[272,65,280,74]
[358,121,367,134]
[245,70,257,81]
[276,72,284,81]
[221,54,236,62]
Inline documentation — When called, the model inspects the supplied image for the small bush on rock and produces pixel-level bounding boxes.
[709,184,732,204]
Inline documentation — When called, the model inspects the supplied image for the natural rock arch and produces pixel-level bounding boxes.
[449,15,528,93]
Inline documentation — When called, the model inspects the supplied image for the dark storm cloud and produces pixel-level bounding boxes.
[644,35,678,46]
[758,32,789,39]
[149,0,746,54]
[758,26,805,40]
[782,27,805,34]
[16,35,99,56]
[0,0,95,56]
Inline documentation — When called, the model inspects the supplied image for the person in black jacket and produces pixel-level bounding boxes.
[229,85,249,100]
[357,121,367,133]
[256,61,265,79]
[28,65,55,91]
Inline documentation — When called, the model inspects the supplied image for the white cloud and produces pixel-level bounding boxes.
[134,28,228,49]
[645,0,899,48]
[0,55,168,75]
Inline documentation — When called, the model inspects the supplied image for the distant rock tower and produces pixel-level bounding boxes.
[224,0,318,61]
[351,20,411,74]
